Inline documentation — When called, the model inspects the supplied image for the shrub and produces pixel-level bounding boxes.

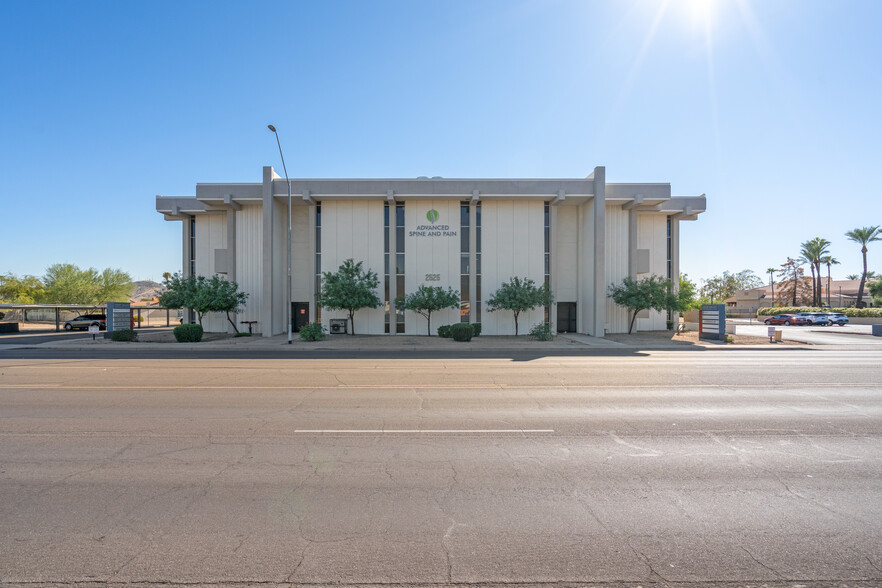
[234,332,251,338]
[299,322,327,341]
[529,322,555,341]
[472,323,481,336]
[449,323,474,341]
[174,323,204,342]
[110,329,137,342]
[666,320,675,330]
[437,324,453,338]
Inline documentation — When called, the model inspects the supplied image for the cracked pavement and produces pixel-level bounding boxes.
[0,348,881,586]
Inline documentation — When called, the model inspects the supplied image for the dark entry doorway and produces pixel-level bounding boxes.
[557,302,577,333]
[292,302,310,332]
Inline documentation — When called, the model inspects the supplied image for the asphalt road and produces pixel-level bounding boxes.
[1,348,881,586]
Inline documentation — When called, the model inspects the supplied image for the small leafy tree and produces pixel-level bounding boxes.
[395,285,460,335]
[608,275,679,334]
[159,273,248,331]
[318,259,382,335]
[485,276,553,335]
[203,274,249,333]
[845,226,882,308]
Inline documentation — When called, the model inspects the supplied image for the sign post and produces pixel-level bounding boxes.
[88,324,99,340]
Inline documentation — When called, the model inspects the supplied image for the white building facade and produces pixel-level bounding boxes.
[156,166,705,336]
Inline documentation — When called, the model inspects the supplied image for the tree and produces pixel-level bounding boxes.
[766,267,778,306]
[608,276,679,334]
[777,257,812,306]
[159,273,249,330]
[820,255,839,306]
[678,274,699,310]
[699,269,762,303]
[485,276,552,336]
[869,280,882,307]
[847,271,878,281]
[318,259,381,335]
[799,237,831,306]
[0,273,45,303]
[845,225,882,308]
[395,285,459,335]
[203,275,249,333]
[43,263,133,304]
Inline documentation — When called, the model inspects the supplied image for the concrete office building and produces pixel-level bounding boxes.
[156,166,705,336]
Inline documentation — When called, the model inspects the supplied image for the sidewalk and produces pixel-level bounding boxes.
[5,329,795,352]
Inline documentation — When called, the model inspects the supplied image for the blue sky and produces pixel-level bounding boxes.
[2,0,880,285]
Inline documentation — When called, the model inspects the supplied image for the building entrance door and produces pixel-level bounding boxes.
[292,302,310,332]
[557,302,577,333]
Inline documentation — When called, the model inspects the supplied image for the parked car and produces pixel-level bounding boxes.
[796,312,829,326]
[763,314,808,326]
[63,314,107,331]
[827,312,849,326]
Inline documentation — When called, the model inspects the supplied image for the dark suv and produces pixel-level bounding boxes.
[63,314,107,331]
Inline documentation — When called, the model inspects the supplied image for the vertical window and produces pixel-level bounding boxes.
[460,201,470,322]
[396,203,405,333]
[666,215,672,322]
[544,202,551,323]
[475,202,482,324]
[189,216,196,276]
[315,204,322,323]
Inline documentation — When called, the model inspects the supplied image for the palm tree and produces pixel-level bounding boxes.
[800,238,831,307]
[820,256,839,306]
[845,226,882,308]
[766,267,777,306]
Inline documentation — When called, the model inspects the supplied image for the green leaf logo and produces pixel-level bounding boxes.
[426,209,439,223]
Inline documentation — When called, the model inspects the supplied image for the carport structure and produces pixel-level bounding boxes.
[0,304,180,332]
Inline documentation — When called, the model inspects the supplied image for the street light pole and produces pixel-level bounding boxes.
[267,124,293,344]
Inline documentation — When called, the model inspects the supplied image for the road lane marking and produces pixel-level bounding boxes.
[292,429,555,434]
[0,383,879,390]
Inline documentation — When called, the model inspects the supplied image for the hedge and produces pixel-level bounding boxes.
[110,329,137,342]
[449,323,474,342]
[757,307,882,318]
[173,323,204,342]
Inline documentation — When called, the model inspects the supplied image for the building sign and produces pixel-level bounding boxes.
[106,301,131,333]
[409,209,457,238]
[699,304,725,341]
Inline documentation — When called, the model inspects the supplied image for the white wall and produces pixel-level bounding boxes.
[637,213,668,330]
[481,200,545,335]
[554,206,578,303]
[194,213,227,332]
[320,200,385,334]
[605,204,630,333]
[291,205,313,308]
[235,205,262,328]
[403,200,463,335]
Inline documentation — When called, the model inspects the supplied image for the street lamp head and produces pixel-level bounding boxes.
[267,124,276,132]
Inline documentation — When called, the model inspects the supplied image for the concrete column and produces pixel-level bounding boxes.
[577,204,586,334]
[226,206,237,333]
[593,166,606,336]
[671,216,680,292]
[388,192,398,334]
[182,214,193,324]
[260,166,276,336]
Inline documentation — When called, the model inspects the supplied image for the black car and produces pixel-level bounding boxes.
[63,314,107,331]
